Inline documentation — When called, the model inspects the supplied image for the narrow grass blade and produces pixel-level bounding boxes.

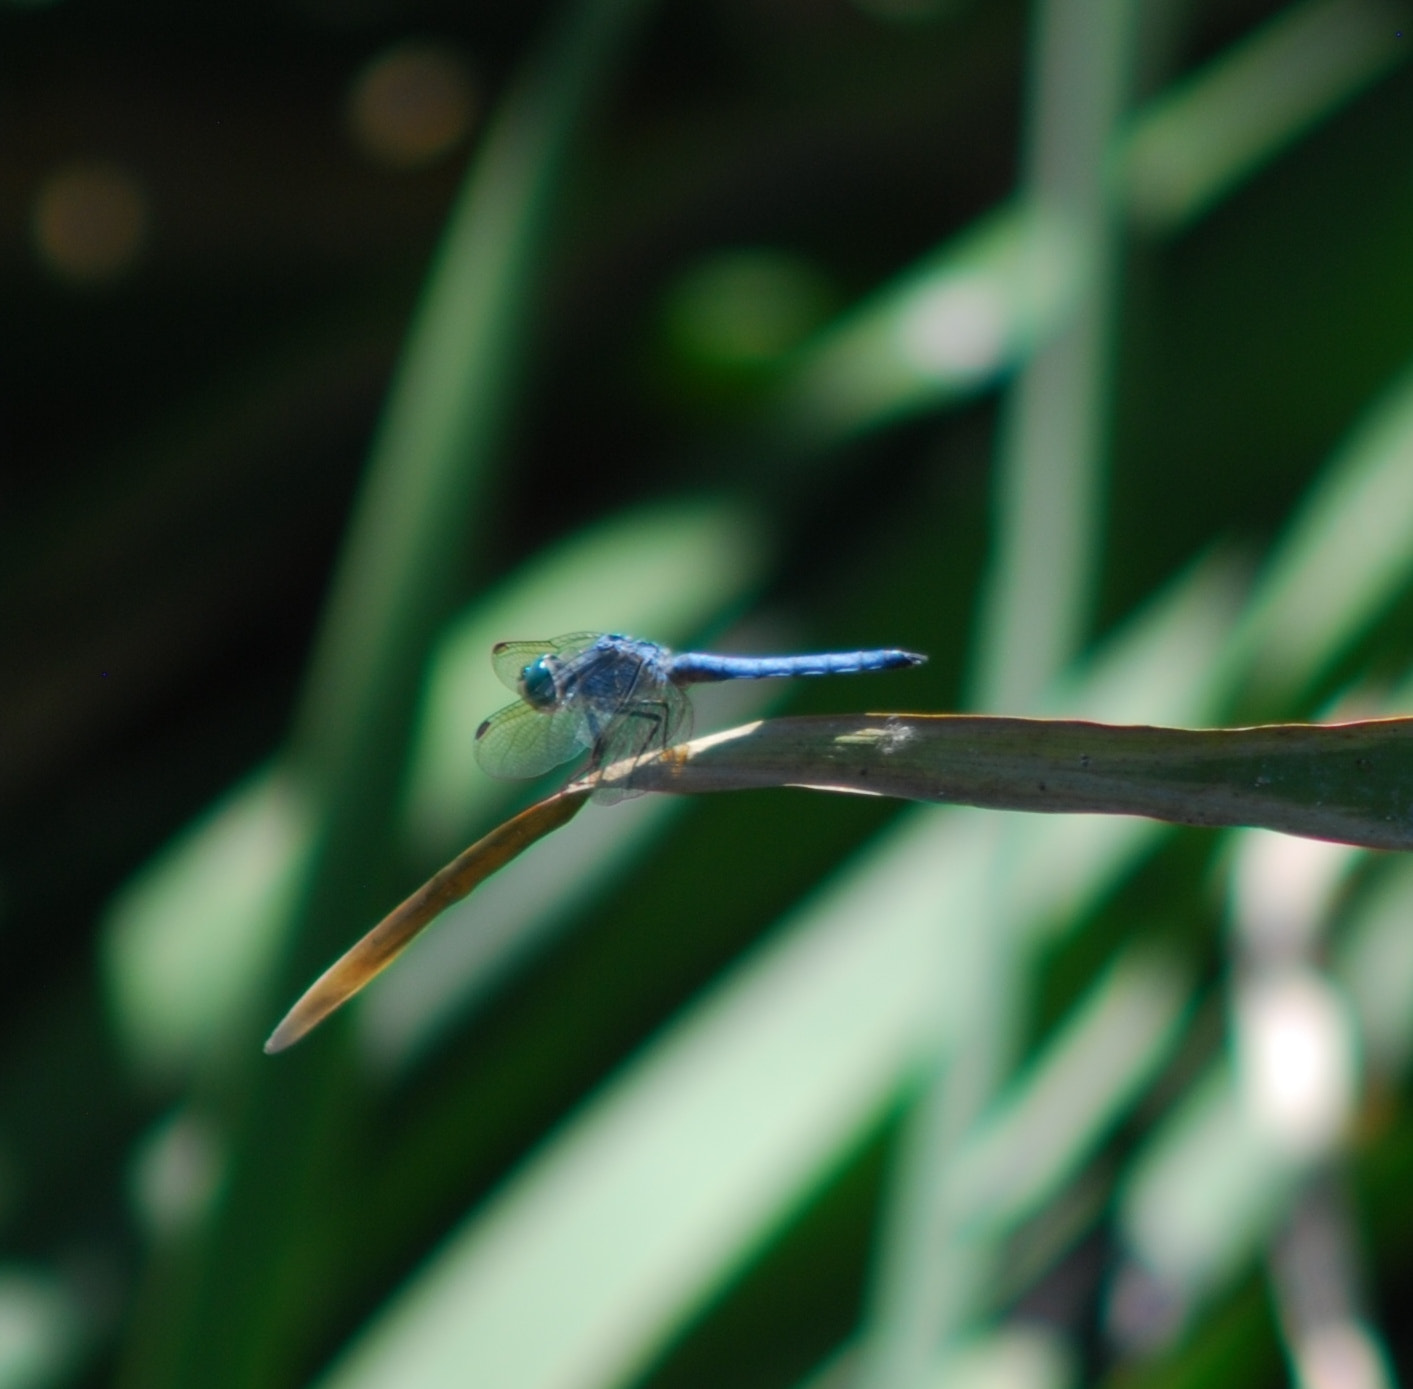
[765,205,1085,448]
[265,789,589,1054]
[301,696,1413,1056]
[617,712,1413,850]
[1122,0,1410,233]
[1223,359,1413,711]
[115,4,656,1385]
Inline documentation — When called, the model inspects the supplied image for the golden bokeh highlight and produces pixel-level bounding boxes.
[32,161,149,284]
[347,42,477,169]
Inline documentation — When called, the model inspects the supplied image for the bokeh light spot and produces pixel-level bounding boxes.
[898,274,1008,380]
[0,1269,82,1387]
[128,1111,226,1238]
[665,249,837,371]
[31,161,148,284]
[1295,1322,1395,1389]
[347,41,477,169]
[1236,968,1355,1159]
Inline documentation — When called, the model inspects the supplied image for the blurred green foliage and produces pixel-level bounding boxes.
[6,0,1413,1387]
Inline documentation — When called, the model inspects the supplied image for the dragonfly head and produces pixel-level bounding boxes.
[518,655,561,710]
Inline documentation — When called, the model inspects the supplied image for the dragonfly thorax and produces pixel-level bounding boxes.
[518,656,562,710]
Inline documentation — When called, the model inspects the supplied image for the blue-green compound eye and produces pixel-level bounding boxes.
[519,657,559,710]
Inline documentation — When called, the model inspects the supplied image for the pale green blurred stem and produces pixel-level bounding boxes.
[971,0,1134,713]
[759,0,1409,462]
[115,3,653,1387]
[859,0,1141,1383]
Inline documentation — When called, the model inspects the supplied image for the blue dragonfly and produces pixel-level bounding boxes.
[474,632,927,801]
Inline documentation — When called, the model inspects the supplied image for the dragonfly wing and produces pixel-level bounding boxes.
[590,680,693,803]
[474,699,592,780]
[490,633,603,695]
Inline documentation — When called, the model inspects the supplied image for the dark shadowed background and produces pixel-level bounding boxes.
[7,1,1413,1387]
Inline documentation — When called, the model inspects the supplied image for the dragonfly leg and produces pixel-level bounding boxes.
[606,701,666,759]
[594,695,685,772]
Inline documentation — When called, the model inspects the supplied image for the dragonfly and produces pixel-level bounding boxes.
[474,631,927,801]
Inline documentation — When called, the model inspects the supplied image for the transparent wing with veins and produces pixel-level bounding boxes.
[475,634,599,780]
[473,700,595,781]
[487,632,600,695]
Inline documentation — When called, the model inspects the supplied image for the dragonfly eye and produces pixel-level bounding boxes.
[519,657,560,710]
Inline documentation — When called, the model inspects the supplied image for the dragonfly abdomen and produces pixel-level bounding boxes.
[667,648,926,684]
